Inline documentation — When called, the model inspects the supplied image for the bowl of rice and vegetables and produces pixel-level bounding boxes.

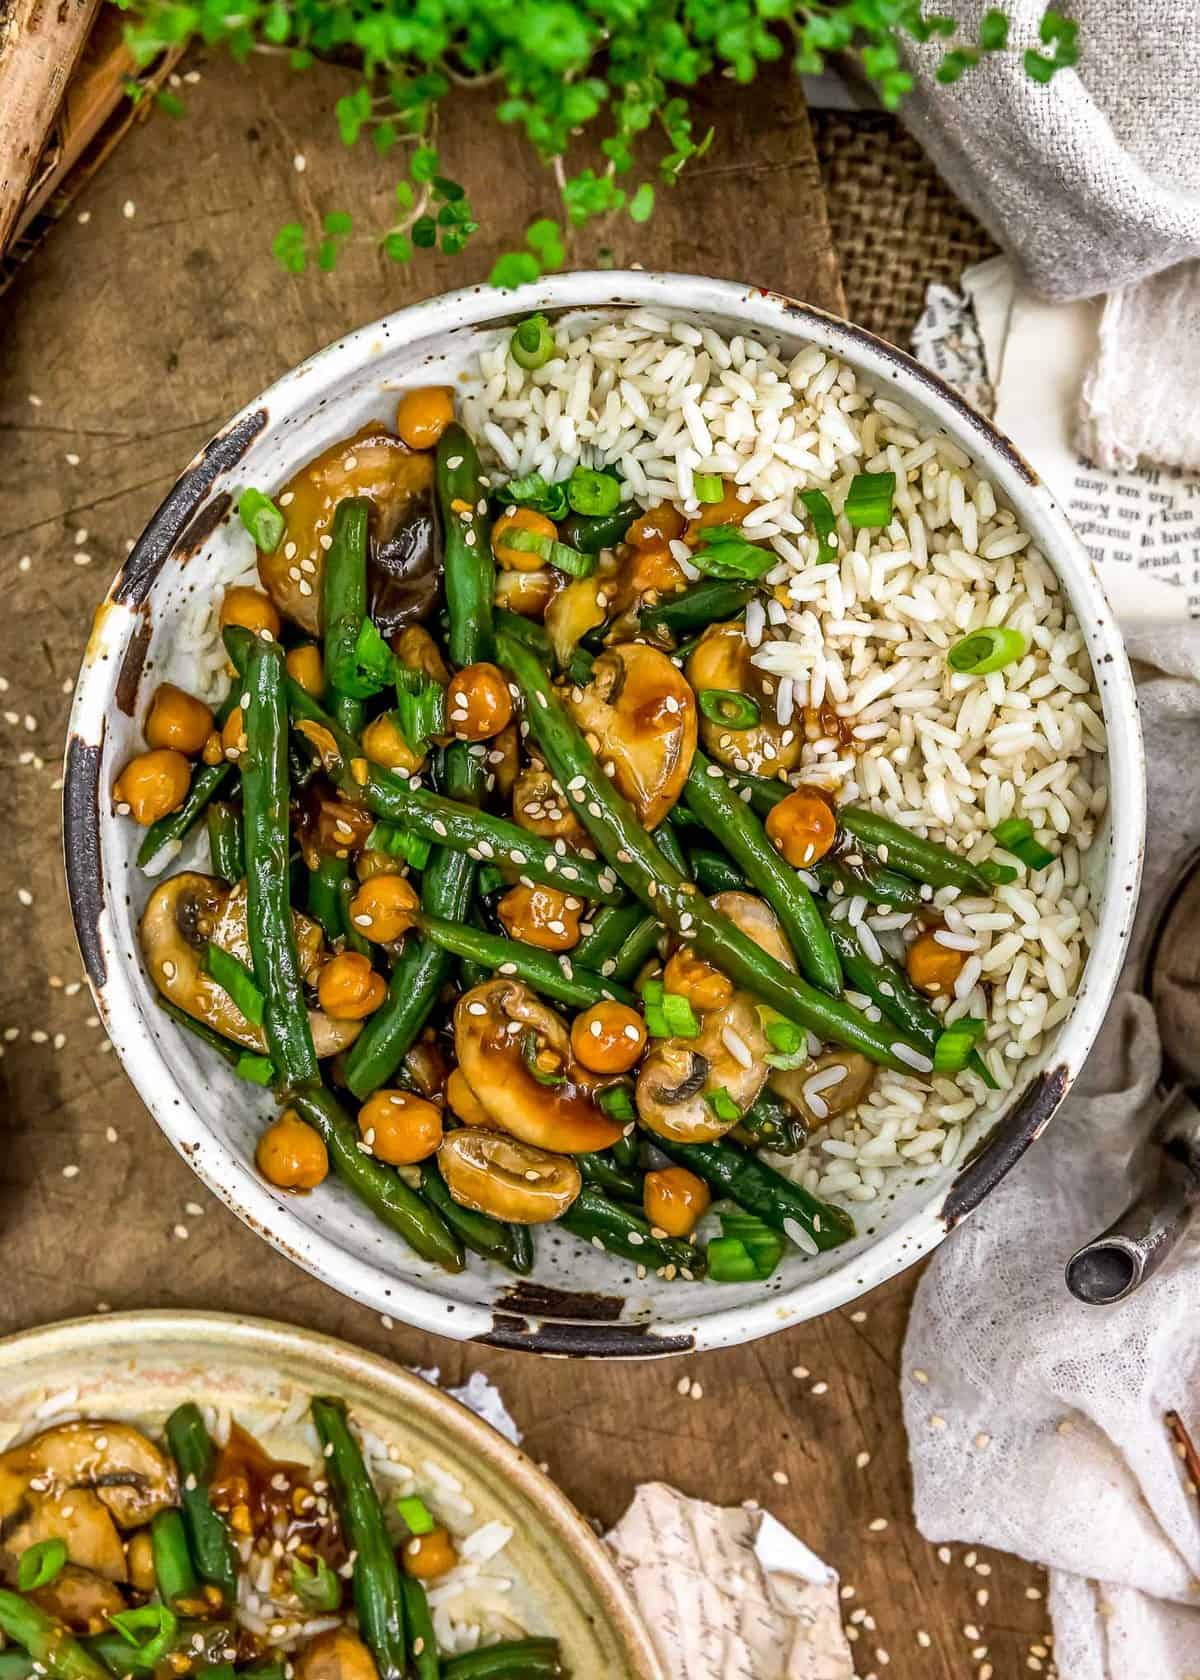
[66,273,1143,1354]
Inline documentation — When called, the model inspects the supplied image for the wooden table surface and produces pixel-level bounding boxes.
[0,48,1054,1678]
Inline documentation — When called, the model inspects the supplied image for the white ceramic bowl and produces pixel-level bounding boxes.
[65,273,1145,1356]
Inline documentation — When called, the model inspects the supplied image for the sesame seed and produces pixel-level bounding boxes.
[772,1470,789,1486]
[293,153,307,171]
[810,1380,829,1396]
[867,1517,888,1532]
[791,1365,809,1379]
[855,1451,870,1468]
[123,199,136,218]
[62,1163,80,1179]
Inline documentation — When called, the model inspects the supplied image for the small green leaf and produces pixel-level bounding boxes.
[490,251,540,289]
[323,210,352,236]
[979,9,1010,49]
[272,223,307,276]
[411,146,438,182]
[155,89,185,118]
[629,183,654,223]
[411,216,437,249]
[372,121,397,156]
[316,239,338,271]
[384,232,412,263]
[394,181,414,209]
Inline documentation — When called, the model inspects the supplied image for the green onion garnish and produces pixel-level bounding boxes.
[762,1012,804,1057]
[500,470,570,521]
[291,1554,341,1611]
[510,314,558,371]
[235,1053,275,1085]
[977,859,1020,885]
[843,471,896,529]
[566,467,621,517]
[721,1208,784,1277]
[932,1017,987,1074]
[501,526,595,578]
[17,1539,67,1591]
[598,1082,636,1122]
[704,1086,741,1124]
[697,688,761,730]
[393,668,447,752]
[946,625,1028,675]
[706,1236,760,1283]
[238,487,285,553]
[690,525,774,581]
[330,617,396,700]
[205,944,265,1027]
[111,1607,178,1668]
[661,991,701,1038]
[367,822,433,870]
[992,817,1056,871]
[476,863,507,895]
[799,488,838,555]
[693,473,724,504]
[522,1030,565,1085]
[396,1495,436,1536]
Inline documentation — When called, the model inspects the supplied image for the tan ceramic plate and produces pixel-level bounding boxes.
[0,1311,662,1679]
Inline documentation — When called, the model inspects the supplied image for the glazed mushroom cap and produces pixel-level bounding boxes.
[769,1051,876,1128]
[566,643,697,828]
[438,1129,582,1225]
[294,1629,380,1680]
[685,622,802,776]
[710,891,796,971]
[139,872,361,1059]
[636,991,769,1143]
[453,980,625,1154]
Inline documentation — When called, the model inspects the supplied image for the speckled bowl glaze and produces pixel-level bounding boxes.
[0,1311,661,1677]
[64,272,1145,1356]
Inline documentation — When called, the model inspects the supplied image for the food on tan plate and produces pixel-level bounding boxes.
[115,306,1106,1287]
[0,1395,564,1679]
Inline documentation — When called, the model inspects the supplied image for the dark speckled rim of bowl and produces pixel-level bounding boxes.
[63,273,1146,1356]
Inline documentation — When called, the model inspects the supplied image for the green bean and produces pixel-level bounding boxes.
[0,1596,109,1680]
[610,1129,639,1170]
[656,1137,854,1250]
[399,1577,439,1680]
[609,914,662,985]
[683,752,842,994]
[837,805,995,895]
[416,915,635,1009]
[238,638,318,1091]
[577,1151,642,1201]
[86,1624,234,1677]
[559,502,637,554]
[0,1657,32,1680]
[322,497,371,734]
[156,997,243,1067]
[638,578,754,642]
[307,856,347,942]
[458,909,495,991]
[441,1641,563,1680]
[138,762,233,869]
[205,801,244,884]
[337,867,374,959]
[721,767,789,816]
[736,1087,808,1155]
[438,425,496,666]
[571,903,643,971]
[164,1404,240,1600]
[815,856,925,912]
[652,819,688,877]
[496,622,931,1075]
[419,1162,534,1275]
[310,1398,410,1680]
[686,846,745,894]
[290,1087,463,1271]
[151,1508,199,1608]
[559,1185,704,1276]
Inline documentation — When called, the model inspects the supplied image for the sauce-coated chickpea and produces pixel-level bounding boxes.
[126,1531,156,1594]
[492,507,557,573]
[144,683,213,756]
[362,712,426,775]
[201,730,224,766]
[765,789,837,868]
[570,1002,647,1075]
[662,947,733,1015]
[286,644,325,697]
[113,749,191,825]
[357,1089,443,1165]
[317,952,387,1021]
[401,1527,457,1581]
[256,1110,328,1191]
[643,1166,710,1237]
[444,662,513,741]
[395,387,455,451]
[219,585,281,640]
[221,706,248,762]
[906,930,965,998]
[627,503,685,549]
[348,875,420,944]
[497,884,582,952]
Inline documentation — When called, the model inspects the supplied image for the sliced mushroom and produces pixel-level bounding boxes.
[393,624,450,686]
[30,1565,127,1633]
[453,980,624,1154]
[140,873,361,1060]
[295,1629,380,1680]
[545,568,616,669]
[769,1051,876,1128]
[636,991,769,1143]
[566,643,697,828]
[511,767,587,847]
[710,891,796,970]
[438,1130,581,1224]
[259,425,438,637]
[685,622,803,776]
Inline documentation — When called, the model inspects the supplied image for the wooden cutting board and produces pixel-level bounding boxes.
[0,44,1052,1678]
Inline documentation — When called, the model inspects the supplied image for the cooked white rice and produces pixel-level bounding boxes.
[461,308,1106,1207]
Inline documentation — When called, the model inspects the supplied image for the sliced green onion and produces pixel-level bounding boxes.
[652,989,700,1039]
[932,1016,987,1074]
[291,1555,341,1612]
[697,689,761,730]
[238,487,285,553]
[396,1495,436,1536]
[17,1539,67,1591]
[598,1082,636,1122]
[501,526,595,578]
[977,858,1020,885]
[510,314,557,371]
[992,817,1056,871]
[693,473,724,504]
[110,1607,178,1667]
[760,1010,804,1057]
[844,471,896,529]
[367,822,433,870]
[799,488,838,555]
[476,863,507,895]
[704,1086,741,1124]
[205,943,265,1027]
[329,617,395,700]
[640,979,669,1038]
[393,669,446,753]
[690,526,774,581]
[706,1236,759,1282]
[500,471,569,520]
[721,1208,784,1277]
[235,1053,275,1085]
[566,467,621,517]
[946,625,1028,675]
[522,1029,565,1086]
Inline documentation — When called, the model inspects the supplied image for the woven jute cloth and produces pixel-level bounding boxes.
[812,109,997,345]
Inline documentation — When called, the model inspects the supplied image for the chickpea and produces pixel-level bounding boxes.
[314,798,375,858]
[685,482,752,541]
[358,1089,443,1165]
[126,1531,156,1594]
[906,929,966,998]
[220,585,281,640]
[401,1527,457,1581]
[497,884,582,952]
[318,952,387,1021]
[221,706,248,762]
[492,507,557,573]
[256,1110,329,1192]
[570,1002,647,1075]
[286,644,325,698]
[201,730,224,767]
[349,874,420,944]
[494,567,559,618]
[765,789,837,868]
[362,712,426,775]
[628,503,685,549]
[662,947,733,1015]
[144,683,213,756]
[628,542,686,599]
[445,662,513,742]
[643,1166,710,1237]
[113,749,191,825]
[446,1068,490,1127]
[395,386,455,451]
[511,766,586,846]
